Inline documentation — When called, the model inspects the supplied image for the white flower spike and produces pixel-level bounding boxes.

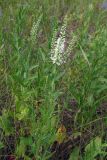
[50,16,77,66]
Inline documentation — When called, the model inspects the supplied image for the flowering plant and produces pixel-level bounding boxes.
[50,16,77,66]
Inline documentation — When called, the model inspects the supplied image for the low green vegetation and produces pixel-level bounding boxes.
[0,0,107,159]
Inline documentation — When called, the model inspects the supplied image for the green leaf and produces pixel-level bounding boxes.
[16,106,30,120]
[69,147,79,160]
[29,65,39,71]
[0,110,14,136]
[84,137,102,160]
[0,141,4,149]
[54,71,65,81]
[79,45,90,67]
[16,136,33,157]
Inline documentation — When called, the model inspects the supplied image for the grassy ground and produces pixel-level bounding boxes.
[0,0,107,159]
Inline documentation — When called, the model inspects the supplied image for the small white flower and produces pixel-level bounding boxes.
[50,17,77,66]
[50,36,66,65]
[30,14,42,43]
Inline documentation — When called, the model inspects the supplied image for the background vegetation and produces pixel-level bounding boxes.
[0,0,107,159]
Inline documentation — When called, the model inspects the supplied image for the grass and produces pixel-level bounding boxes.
[0,0,107,159]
